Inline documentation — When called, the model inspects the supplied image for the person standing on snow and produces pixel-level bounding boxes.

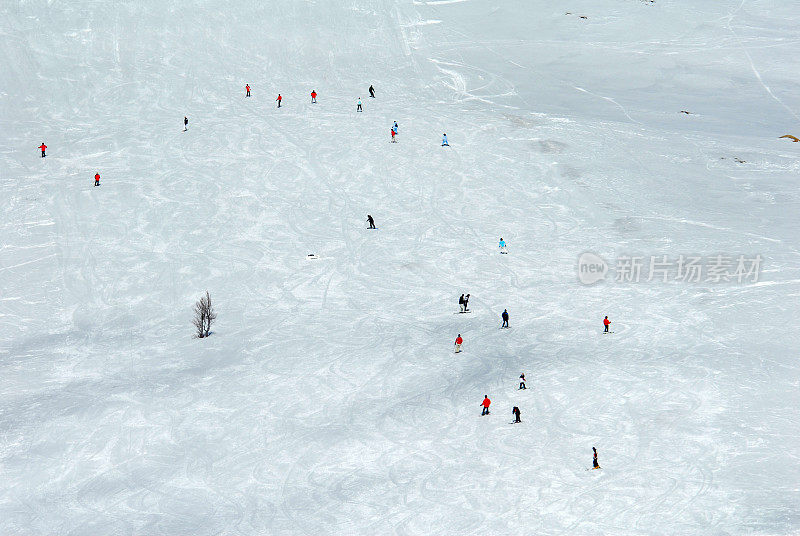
[367,214,375,229]
[276,94,282,108]
[94,173,100,187]
[369,85,375,98]
[38,142,47,157]
[463,293,470,312]
[458,294,466,312]
[502,309,509,328]
[593,447,600,469]
[499,237,507,253]
[442,133,449,146]
[183,117,188,131]
[357,98,363,112]
[392,122,398,134]
[512,406,521,423]
[604,315,610,333]
[391,129,396,143]
[454,334,463,353]
[311,90,317,103]
[246,84,250,97]
[519,373,526,390]
[481,395,491,416]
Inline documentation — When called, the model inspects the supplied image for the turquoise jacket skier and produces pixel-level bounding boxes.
[499,238,506,249]
[442,133,449,146]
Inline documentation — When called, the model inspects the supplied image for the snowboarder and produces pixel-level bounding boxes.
[357,98,362,112]
[442,133,449,146]
[502,309,509,328]
[454,334,463,353]
[183,117,188,131]
[276,94,282,108]
[481,395,491,415]
[392,121,398,134]
[367,214,375,229]
[458,294,466,312]
[604,316,610,333]
[519,373,526,390]
[463,293,470,312]
[94,173,100,187]
[369,84,375,98]
[311,90,317,103]
[246,84,250,97]
[593,447,600,469]
[390,129,396,143]
[512,406,521,423]
[499,237,507,253]
[38,143,47,157]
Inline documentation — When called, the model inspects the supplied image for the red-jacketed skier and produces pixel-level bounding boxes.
[246,84,251,97]
[276,94,282,108]
[38,143,47,157]
[94,173,100,187]
[311,90,317,103]
[604,316,610,333]
[454,334,463,353]
[391,129,396,143]
[481,395,491,416]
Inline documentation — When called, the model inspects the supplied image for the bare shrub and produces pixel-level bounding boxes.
[192,291,217,338]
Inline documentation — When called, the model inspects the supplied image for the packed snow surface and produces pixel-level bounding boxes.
[2,0,800,534]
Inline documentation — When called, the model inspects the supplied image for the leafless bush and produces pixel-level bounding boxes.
[192,291,217,338]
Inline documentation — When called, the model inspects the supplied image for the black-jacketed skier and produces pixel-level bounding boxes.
[502,309,509,328]
[463,293,470,311]
[593,447,600,469]
[368,85,375,98]
[183,117,188,131]
[459,294,465,312]
[512,406,521,423]
[519,373,526,390]
[367,214,375,229]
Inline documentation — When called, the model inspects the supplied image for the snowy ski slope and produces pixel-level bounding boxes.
[2,0,800,534]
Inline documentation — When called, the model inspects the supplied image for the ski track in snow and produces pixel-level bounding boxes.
[2,0,800,534]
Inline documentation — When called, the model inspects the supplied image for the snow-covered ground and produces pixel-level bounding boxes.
[2,0,800,534]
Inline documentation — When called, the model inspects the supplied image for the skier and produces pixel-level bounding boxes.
[454,334,463,353]
[501,309,509,328]
[390,128,396,143]
[458,294,466,313]
[357,98,362,112]
[593,447,600,469]
[519,373,526,390]
[246,84,250,97]
[38,142,47,157]
[183,117,188,131]
[512,406,521,423]
[481,395,491,416]
[276,94,282,108]
[94,173,100,187]
[463,293,470,312]
[442,133,449,146]
[368,84,375,98]
[311,90,317,103]
[604,315,610,333]
[499,237,507,253]
[392,121,398,134]
[367,214,375,229]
